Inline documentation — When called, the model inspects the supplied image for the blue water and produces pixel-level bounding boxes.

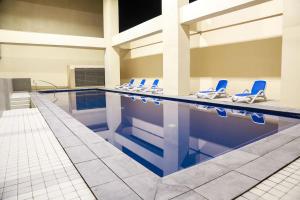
[42,90,300,177]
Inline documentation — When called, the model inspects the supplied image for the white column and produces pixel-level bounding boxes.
[103,0,120,88]
[105,93,122,142]
[163,102,180,175]
[162,0,190,96]
[163,102,190,175]
[281,0,300,108]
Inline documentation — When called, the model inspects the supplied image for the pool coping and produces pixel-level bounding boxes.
[101,87,300,118]
[31,92,300,200]
[40,87,300,118]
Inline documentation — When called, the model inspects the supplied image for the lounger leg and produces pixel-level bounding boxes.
[249,92,264,104]
[249,97,255,104]
[263,94,267,101]
[210,93,217,100]
[210,89,226,99]
[232,96,237,102]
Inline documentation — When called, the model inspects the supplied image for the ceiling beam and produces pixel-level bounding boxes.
[0,29,106,49]
[180,0,272,24]
[112,16,162,47]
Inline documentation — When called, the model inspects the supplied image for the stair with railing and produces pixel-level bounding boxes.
[9,80,59,110]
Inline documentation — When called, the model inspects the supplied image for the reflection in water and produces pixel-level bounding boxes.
[127,94,161,105]
[195,105,228,118]
[231,110,265,125]
[43,90,300,177]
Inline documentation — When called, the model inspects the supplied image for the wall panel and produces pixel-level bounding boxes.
[0,44,104,88]
[121,37,282,99]
[0,0,103,37]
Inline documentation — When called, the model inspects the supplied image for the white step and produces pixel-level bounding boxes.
[10,98,30,103]
[10,104,30,109]
[10,92,30,100]
[11,102,30,107]
[10,92,31,110]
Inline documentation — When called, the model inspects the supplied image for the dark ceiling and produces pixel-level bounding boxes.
[119,0,198,32]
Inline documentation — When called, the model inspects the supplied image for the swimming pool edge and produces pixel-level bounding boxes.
[39,88,300,118]
[30,93,300,200]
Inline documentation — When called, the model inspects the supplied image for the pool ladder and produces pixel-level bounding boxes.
[33,80,58,102]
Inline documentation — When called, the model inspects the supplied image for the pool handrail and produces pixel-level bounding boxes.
[33,80,58,102]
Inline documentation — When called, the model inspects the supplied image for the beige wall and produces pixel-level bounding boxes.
[280,0,300,108]
[0,0,104,88]
[0,0,103,37]
[191,37,282,99]
[121,37,282,99]
[121,54,163,88]
[0,44,104,87]
[121,54,163,79]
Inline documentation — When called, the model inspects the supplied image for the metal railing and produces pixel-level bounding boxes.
[33,80,58,102]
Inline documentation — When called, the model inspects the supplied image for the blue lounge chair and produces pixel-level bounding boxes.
[128,79,146,91]
[141,97,162,105]
[197,80,228,99]
[194,105,227,118]
[141,96,148,103]
[129,95,137,101]
[153,98,161,105]
[146,79,163,94]
[116,79,135,89]
[138,96,161,105]
[250,113,265,125]
[231,110,265,125]
[232,80,267,104]
[216,107,227,118]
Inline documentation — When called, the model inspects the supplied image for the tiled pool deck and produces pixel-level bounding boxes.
[238,158,300,200]
[0,108,95,200]
[27,89,300,200]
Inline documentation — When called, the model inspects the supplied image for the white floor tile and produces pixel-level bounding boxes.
[0,109,94,200]
[239,158,300,200]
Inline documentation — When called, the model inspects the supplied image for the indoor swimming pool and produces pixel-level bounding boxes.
[41,89,300,177]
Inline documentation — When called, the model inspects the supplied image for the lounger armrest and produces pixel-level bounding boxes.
[217,88,226,93]
[196,88,215,93]
[148,87,163,91]
[247,90,267,103]
[252,113,262,118]
[256,90,266,96]
[151,85,159,90]
[243,89,250,93]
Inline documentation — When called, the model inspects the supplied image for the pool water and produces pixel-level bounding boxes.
[42,90,300,177]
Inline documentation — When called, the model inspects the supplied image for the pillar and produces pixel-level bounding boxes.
[103,0,120,88]
[162,0,190,96]
[281,0,300,108]
[105,92,122,142]
[163,102,190,175]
